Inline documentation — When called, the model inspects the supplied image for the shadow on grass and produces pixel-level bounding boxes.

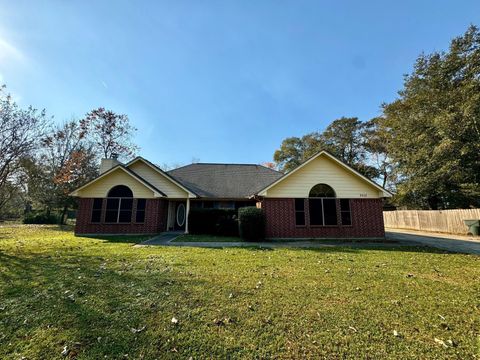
[77,234,154,244]
[0,250,205,358]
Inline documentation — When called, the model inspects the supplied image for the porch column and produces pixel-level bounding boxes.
[185,197,190,234]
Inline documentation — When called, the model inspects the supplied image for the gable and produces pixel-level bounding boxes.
[261,154,387,198]
[127,160,191,198]
[73,167,157,198]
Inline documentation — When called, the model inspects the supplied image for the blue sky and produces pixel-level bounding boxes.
[0,1,479,166]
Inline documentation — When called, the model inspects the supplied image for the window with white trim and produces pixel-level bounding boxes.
[136,199,146,223]
[104,185,133,223]
[295,198,305,226]
[340,199,352,226]
[91,198,103,223]
[308,184,338,226]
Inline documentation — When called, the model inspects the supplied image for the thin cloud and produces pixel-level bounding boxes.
[0,35,26,63]
[101,80,108,89]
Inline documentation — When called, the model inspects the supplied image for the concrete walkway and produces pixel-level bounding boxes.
[153,239,409,250]
[138,234,411,251]
[386,228,480,255]
[136,232,182,246]
[137,229,480,255]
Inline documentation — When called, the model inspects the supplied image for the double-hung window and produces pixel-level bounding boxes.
[295,199,306,226]
[340,199,352,226]
[136,199,146,223]
[91,198,103,223]
[308,198,338,226]
[105,198,133,223]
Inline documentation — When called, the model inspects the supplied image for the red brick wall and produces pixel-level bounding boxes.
[75,198,168,235]
[260,198,385,239]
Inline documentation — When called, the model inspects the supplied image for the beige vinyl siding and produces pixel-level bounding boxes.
[265,154,383,198]
[76,168,156,198]
[128,161,189,198]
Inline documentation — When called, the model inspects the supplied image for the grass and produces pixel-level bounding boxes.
[0,225,479,359]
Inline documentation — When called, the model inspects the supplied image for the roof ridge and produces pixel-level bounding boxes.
[169,162,283,174]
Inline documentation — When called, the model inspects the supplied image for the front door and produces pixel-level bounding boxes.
[174,202,186,231]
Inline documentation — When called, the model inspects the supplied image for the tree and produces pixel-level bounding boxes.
[261,162,277,170]
[0,85,48,216]
[362,117,396,189]
[321,117,364,164]
[273,133,323,172]
[273,117,377,178]
[80,107,139,160]
[382,25,480,209]
[27,120,98,223]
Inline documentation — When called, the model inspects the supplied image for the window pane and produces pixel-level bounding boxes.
[295,211,305,226]
[203,202,214,209]
[93,198,103,210]
[340,199,350,211]
[105,210,118,223]
[91,210,102,223]
[120,198,133,210]
[323,199,337,225]
[137,199,146,210]
[309,184,335,197]
[191,201,202,208]
[119,210,132,223]
[309,199,323,225]
[106,198,119,210]
[341,212,352,226]
[295,198,304,211]
[136,210,145,223]
[91,199,103,223]
[107,185,133,197]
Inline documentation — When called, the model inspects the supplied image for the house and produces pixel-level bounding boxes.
[71,151,392,238]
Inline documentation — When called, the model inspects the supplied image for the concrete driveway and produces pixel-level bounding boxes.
[386,228,480,255]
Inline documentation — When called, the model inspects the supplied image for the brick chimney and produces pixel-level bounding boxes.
[100,153,121,174]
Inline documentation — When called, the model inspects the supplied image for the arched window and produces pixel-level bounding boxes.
[105,185,133,223]
[309,183,336,198]
[108,185,133,198]
[308,183,337,226]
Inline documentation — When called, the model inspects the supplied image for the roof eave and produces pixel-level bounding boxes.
[126,157,198,198]
[69,164,166,198]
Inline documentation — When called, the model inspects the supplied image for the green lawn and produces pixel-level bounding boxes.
[0,225,479,359]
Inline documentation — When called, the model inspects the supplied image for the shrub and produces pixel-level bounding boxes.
[23,212,60,224]
[238,207,265,241]
[188,209,238,236]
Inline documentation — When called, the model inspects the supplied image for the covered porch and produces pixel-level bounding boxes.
[166,199,191,233]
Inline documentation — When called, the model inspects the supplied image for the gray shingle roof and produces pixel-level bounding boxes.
[167,163,283,198]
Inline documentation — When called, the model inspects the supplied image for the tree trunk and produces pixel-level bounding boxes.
[382,172,388,189]
[427,195,439,210]
[60,205,68,225]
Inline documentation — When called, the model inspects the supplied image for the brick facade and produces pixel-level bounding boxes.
[75,198,168,235]
[260,198,385,239]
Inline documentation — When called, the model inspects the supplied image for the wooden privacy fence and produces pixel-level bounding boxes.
[383,209,480,235]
